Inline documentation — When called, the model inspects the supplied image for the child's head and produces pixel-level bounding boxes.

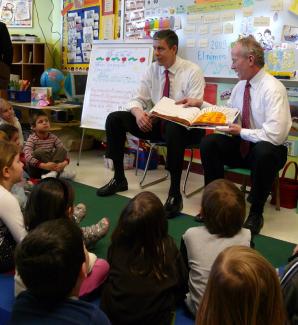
[0,130,8,141]
[15,219,86,303]
[30,110,50,133]
[112,191,169,279]
[24,177,74,231]
[0,98,14,123]
[196,246,286,325]
[0,140,22,183]
[201,179,245,237]
[0,124,20,146]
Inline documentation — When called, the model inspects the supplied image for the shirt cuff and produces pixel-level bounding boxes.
[240,128,251,141]
[126,100,144,111]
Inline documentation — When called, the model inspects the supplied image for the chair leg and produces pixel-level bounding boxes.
[139,144,169,189]
[240,175,249,194]
[182,148,204,198]
[135,139,140,176]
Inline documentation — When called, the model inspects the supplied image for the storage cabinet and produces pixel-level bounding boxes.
[11,42,50,86]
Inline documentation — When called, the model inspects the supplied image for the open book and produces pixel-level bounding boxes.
[150,97,240,129]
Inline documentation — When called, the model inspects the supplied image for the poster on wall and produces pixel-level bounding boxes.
[66,6,100,64]
[0,0,33,27]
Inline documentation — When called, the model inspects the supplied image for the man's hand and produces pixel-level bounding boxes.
[131,107,152,132]
[217,123,241,135]
[175,98,203,108]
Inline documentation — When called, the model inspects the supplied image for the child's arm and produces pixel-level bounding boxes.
[175,245,189,298]
[23,134,40,167]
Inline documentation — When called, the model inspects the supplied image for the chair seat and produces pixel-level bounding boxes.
[224,166,251,176]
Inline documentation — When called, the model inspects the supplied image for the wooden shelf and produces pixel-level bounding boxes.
[11,42,50,86]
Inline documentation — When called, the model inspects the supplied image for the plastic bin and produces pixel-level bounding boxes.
[8,90,31,102]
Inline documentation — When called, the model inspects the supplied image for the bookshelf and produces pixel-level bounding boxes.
[11,42,50,86]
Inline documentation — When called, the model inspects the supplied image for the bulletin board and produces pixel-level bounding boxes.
[143,0,298,78]
[62,0,100,71]
[81,41,153,130]
[62,0,122,71]
[0,0,33,27]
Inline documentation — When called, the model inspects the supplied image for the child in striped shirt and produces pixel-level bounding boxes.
[24,110,75,179]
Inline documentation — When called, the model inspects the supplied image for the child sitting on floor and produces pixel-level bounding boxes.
[10,219,110,324]
[281,243,298,323]
[0,98,24,146]
[23,110,75,179]
[0,140,27,272]
[15,177,110,297]
[181,179,252,316]
[101,191,188,325]
[196,246,286,325]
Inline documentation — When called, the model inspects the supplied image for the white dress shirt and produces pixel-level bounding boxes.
[127,56,205,112]
[228,69,292,145]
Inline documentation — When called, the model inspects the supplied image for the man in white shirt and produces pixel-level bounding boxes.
[180,36,291,234]
[96,30,205,218]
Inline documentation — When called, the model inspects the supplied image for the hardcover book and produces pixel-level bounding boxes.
[150,97,240,128]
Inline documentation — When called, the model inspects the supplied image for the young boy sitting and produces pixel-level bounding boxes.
[23,110,75,179]
[0,98,24,146]
[10,219,111,324]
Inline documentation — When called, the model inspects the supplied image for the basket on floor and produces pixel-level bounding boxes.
[271,161,298,209]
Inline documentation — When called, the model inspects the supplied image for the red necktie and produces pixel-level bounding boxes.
[163,69,170,98]
[240,81,251,158]
[160,70,170,135]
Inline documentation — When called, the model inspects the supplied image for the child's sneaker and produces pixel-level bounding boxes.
[60,168,76,180]
[73,203,87,224]
[41,171,58,179]
[82,217,110,248]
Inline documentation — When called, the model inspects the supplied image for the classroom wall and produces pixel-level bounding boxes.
[7,0,63,68]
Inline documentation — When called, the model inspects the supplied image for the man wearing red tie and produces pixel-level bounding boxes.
[96,30,205,218]
[182,36,292,234]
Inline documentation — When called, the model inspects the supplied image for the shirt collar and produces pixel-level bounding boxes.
[161,56,181,75]
[248,68,266,90]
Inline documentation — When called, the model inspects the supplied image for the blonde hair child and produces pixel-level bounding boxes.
[0,140,27,272]
[196,246,286,325]
[0,98,24,146]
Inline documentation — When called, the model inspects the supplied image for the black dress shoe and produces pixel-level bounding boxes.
[194,212,204,223]
[164,195,183,219]
[243,214,264,235]
[96,178,128,197]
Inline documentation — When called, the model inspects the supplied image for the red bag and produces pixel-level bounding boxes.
[271,161,298,209]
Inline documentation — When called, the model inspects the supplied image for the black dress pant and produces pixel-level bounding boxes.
[200,133,288,215]
[105,111,205,193]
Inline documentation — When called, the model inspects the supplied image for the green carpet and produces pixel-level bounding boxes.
[73,182,295,268]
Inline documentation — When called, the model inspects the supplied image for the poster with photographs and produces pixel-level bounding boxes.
[0,0,33,27]
[66,6,99,65]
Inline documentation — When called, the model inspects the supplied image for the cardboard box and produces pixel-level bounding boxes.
[31,87,53,106]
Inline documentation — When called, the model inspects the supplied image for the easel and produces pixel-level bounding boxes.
[76,127,86,166]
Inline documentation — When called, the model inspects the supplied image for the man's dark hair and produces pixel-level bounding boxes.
[153,29,179,50]
[15,219,85,303]
[29,110,48,127]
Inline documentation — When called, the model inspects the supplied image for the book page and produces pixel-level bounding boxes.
[150,97,201,126]
[192,105,240,126]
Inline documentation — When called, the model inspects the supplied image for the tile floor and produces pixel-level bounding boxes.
[69,150,298,244]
